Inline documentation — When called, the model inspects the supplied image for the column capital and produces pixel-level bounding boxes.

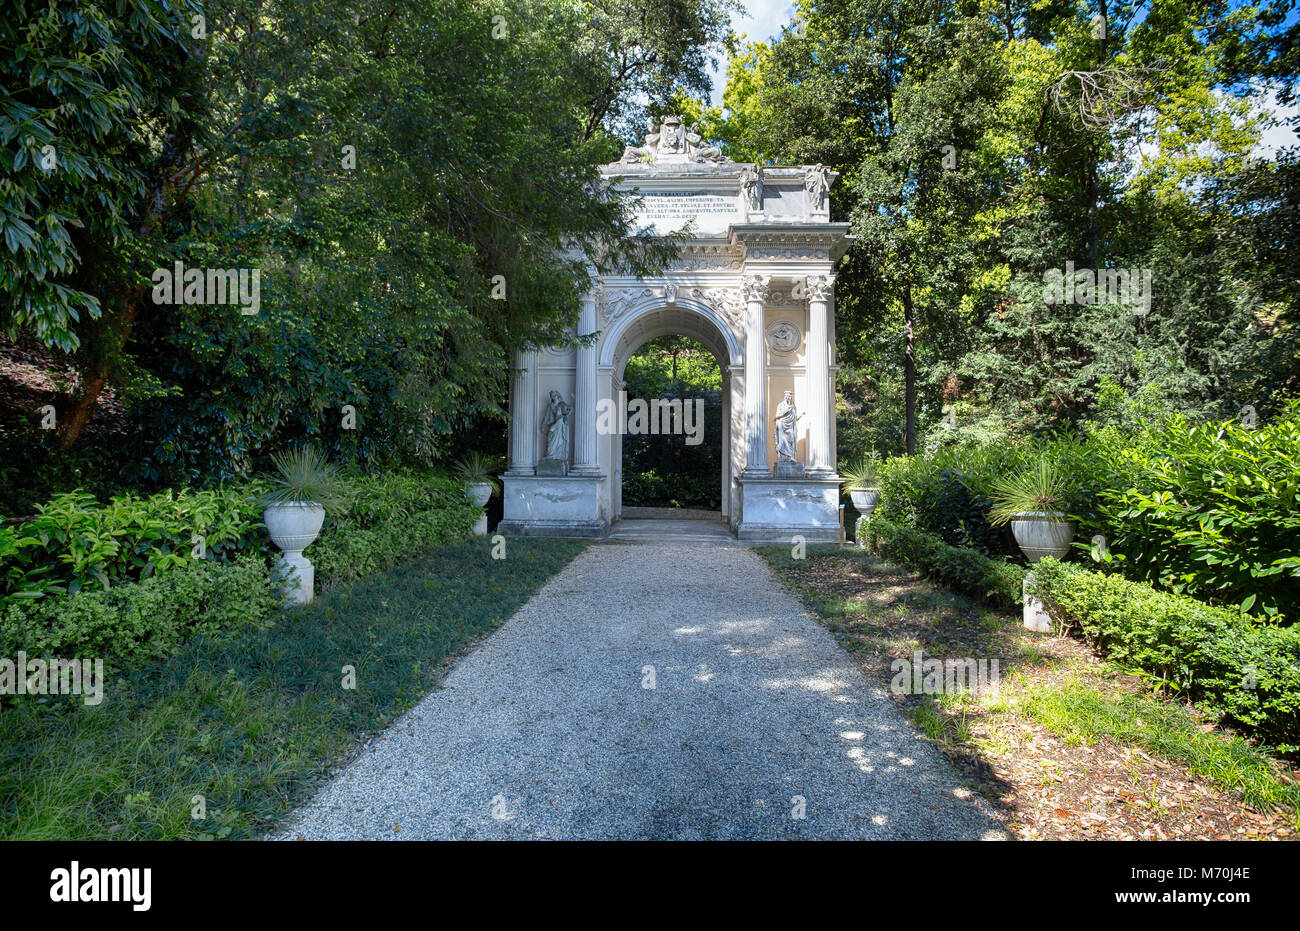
[805,274,835,302]
[742,274,771,303]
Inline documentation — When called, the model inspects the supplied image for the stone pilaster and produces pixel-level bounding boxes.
[742,274,771,475]
[805,274,834,473]
[572,293,599,473]
[508,349,538,473]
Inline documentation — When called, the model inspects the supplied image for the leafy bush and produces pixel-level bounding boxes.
[869,402,1300,622]
[859,518,1023,609]
[875,447,1025,557]
[1080,405,1300,620]
[311,470,479,585]
[622,468,720,510]
[1030,559,1300,753]
[0,556,276,670]
[1,486,266,606]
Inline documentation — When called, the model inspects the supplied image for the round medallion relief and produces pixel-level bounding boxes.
[765,321,802,355]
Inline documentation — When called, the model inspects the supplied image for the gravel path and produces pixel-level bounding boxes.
[274,542,1007,840]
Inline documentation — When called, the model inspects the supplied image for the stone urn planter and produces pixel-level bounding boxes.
[262,446,345,606]
[848,487,881,517]
[454,453,501,537]
[1011,511,1075,633]
[465,482,492,508]
[465,481,491,536]
[264,501,325,605]
[1009,511,1076,563]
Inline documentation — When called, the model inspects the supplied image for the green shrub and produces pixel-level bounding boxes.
[860,519,1023,609]
[1,486,266,606]
[0,556,276,670]
[311,469,479,585]
[1080,405,1300,620]
[1030,558,1300,752]
[873,441,1094,559]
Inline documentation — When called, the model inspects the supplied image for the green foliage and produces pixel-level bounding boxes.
[875,401,1300,621]
[1081,402,1300,620]
[859,519,1023,610]
[263,447,347,510]
[988,457,1077,525]
[1030,559,1300,753]
[452,452,502,496]
[311,470,480,585]
[6,0,733,480]
[0,486,265,606]
[0,556,275,672]
[620,335,722,510]
[0,0,202,351]
[840,457,880,491]
[741,0,1297,452]
[874,445,1039,558]
[0,537,585,838]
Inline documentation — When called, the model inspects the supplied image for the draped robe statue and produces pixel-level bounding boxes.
[542,390,572,463]
[774,390,805,462]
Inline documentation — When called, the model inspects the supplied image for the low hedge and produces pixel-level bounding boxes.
[859,518,1023,610]
[1030,559,1300,753]
[311,469,480,586]
[0,469,479,673]
[313,505,479,586]
[0,556,277,672]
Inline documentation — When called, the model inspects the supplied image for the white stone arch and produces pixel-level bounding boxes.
[598,295,743,373]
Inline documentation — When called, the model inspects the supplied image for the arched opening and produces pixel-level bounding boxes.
[619,334,722,516]
[601,301,741,528]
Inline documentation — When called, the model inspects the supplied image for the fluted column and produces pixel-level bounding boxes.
[806,274,834,473]
[742,274,771,475]
[573,293,599,473]
[508,349,538,473]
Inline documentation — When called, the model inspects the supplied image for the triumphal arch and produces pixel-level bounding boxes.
[498,117,851,541]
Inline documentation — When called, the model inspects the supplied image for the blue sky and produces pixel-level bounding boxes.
[707,0,794,106]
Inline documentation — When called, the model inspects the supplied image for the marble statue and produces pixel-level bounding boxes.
[774,390,806,462]
[740,164,763,212]
[542,390,572,462]
[619,116,730,164]
[686,123,725,162]
[804,164,833,215]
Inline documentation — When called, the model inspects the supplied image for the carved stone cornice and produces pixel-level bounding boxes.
[672,242,746,270]
[732,224,852,263]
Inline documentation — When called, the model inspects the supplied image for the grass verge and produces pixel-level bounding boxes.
[0,537,586,840]
[759,544,1300,839]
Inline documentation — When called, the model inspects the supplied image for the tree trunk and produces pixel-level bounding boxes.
[903,282,916,455]
[56,291,141,447]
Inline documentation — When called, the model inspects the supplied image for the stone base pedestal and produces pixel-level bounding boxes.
[472,512,488,536]
[498,473,607,538]
[772,460,806,479]
[277,553,315,605]
[1023,572,1053,632]
[736,474,842,543]
[535,458,568,477]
